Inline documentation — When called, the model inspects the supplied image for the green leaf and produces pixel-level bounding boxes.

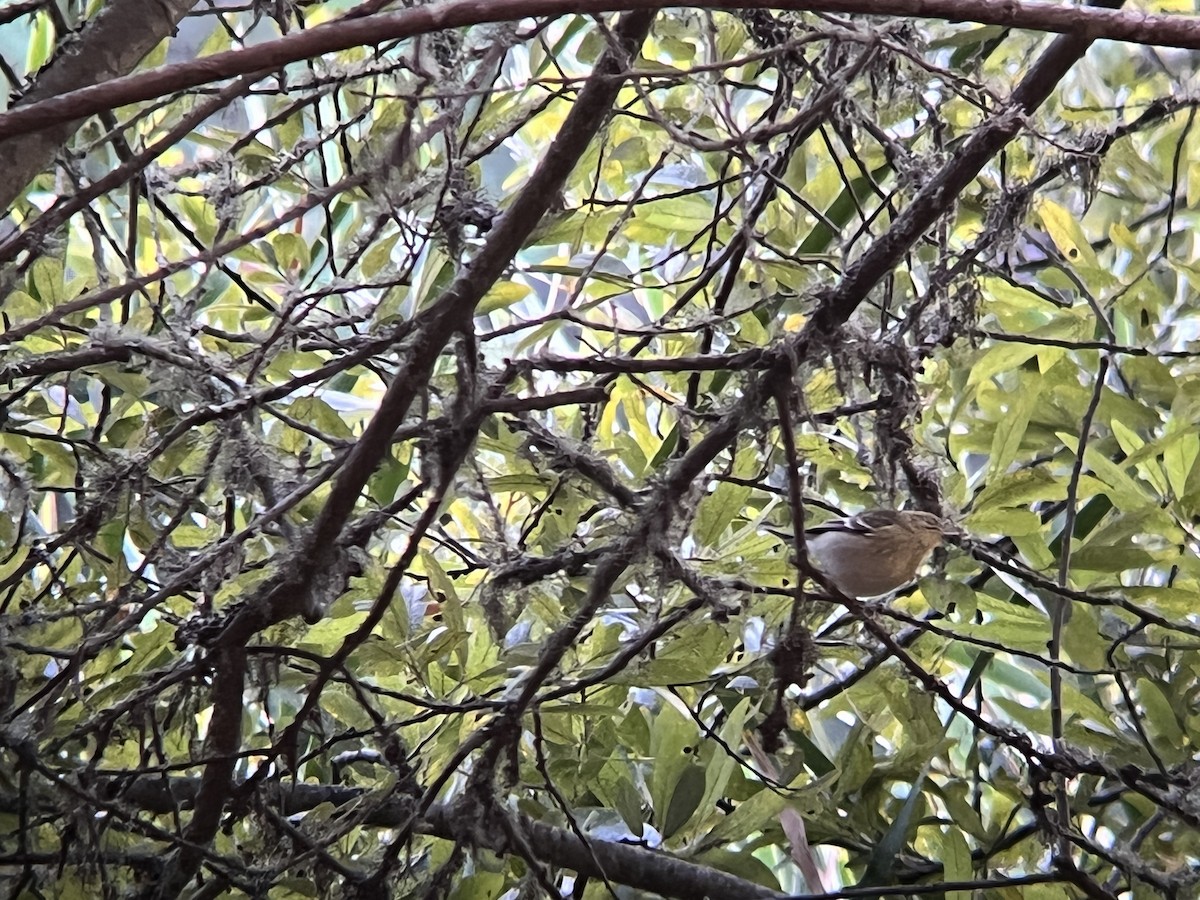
[29,257,64,304]
[301,612,369,652]
[361,233,401,278]
[935,826,973,900]
[694,452,755,548]
[661,762,706,839]
[478,280,531,314]
[1136,677,1185,753]
[857,768,929,890]
[799,164,891,254]
[271,232,311,272]
[1163,429,1199,501]
[987,372,1045,477]
[705,772,825,846]
[287,397,354,440]
[4,290,42,317]
[649,703,696,836]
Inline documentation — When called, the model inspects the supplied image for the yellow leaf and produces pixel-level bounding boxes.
[782,313,806,331]
[1036,198,1097,269]
[478,280,531,314]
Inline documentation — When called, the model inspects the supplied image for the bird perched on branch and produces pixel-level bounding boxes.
[781,508,954,598]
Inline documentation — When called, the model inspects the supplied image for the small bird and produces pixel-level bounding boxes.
[782,508,953,598]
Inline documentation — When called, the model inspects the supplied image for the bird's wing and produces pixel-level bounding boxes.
[805,513,873,536]
[848,509,900,532]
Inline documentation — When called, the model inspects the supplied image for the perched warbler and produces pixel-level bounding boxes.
[785,508,953,598]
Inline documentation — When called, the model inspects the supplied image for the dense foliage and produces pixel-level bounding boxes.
[2,2,1199,897]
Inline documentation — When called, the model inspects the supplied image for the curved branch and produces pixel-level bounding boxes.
[0,0,195,210]
[44,777,789,900]
[1,0,1198,144]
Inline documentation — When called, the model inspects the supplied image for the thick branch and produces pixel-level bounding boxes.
[151,647,246,898]
[811,2,1125,333]
[0,0,194,210]
[0,0,1198,144]
[205,10,656,645]
[147,18,655,894]
[72,777,788,900]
